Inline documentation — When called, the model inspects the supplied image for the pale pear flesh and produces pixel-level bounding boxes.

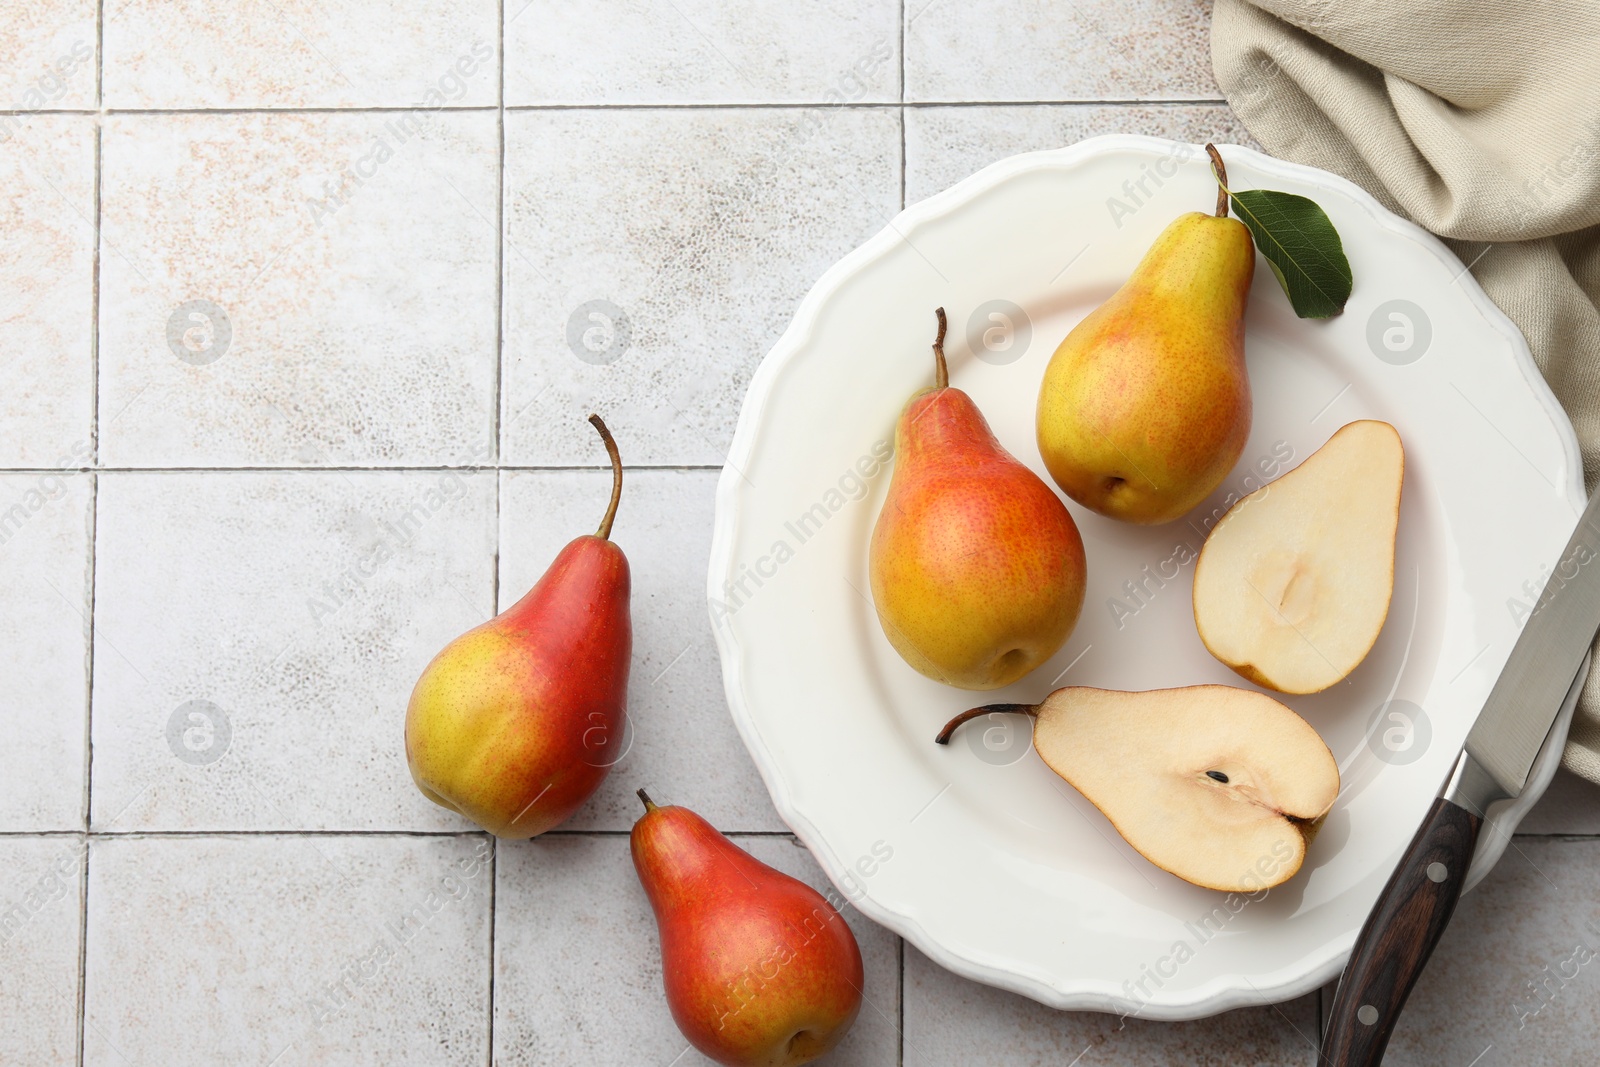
[1022,686,1338,892]
[1193,420,1403,694]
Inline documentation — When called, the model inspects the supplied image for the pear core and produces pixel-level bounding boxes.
[938,685,1339,892]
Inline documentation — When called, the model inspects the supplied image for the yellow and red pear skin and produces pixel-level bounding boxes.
[632,795,863,1067]
[405,535,631,838]
[405,414,632,839]
[871,343,1087,690]
[1036,209,1255,525]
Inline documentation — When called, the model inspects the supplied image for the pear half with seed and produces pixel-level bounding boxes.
[1193,420,1403,695]
[936,685,1338,892]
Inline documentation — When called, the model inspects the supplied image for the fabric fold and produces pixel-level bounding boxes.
[1212,0,1600,780]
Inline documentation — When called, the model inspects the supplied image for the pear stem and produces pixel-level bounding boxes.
[588,413,623,541]
[637,788,658,812]
[1205,143,1229,218]
[934,703,1038,745]
[931,306,949,390]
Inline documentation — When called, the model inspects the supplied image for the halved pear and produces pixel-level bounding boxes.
[937,685,1338,891]
[1193,420,1403,695]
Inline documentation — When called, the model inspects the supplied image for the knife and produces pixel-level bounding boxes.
[1321,488,1600,1066]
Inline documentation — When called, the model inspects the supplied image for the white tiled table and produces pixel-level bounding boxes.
[2,2,1596,1064]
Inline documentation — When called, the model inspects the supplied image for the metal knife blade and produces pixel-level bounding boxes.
[1322,492,1600,1066]
[1465,487,1600,799]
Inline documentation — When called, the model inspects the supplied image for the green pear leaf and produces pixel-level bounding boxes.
[1228,189,1353,319]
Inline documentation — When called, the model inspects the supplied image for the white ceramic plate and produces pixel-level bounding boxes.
[707,136,1585,1019]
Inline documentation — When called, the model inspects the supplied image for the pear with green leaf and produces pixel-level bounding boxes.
[1037,145,1254,525]
[871,309,1088,690]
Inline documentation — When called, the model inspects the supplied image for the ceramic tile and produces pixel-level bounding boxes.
[0,470,92,831]
[499,469,784,831]
[1373,837,1600,1064]
[1517,769,1600,836]
[83,834,492,1066]
[0,114,96,467]
[903,944,1320,1066]
[0,0,97,111]
[493,833,900,1066]
[0,836,85,1067]
[13,0,1598,1058]
[904,103,1255,204]
[97,111,498,468]
[505,0,899,105]
[103,1,499,109]
[500,107,900,466]
[89,471,496,831]
[904,0,1220,103]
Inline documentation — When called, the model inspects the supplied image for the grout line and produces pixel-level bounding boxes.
[82,106,104,853]
[74,831,90,1067]
[898,107,906,213]
[0,98,1232,118]
[94,0,105,109]
[79,474,99,832]
[492,0,508,621]
[88,125,103,466]
[4,463,727,474]
[898,0,907,214]
[29,829,502,839]
[0,828,804,838]
[510,99,1233,110]
[897,936,906,1067]
[486,837,498,1067]
[487,11,505,1058]
[545,829,798,838]
[490,0,507,627]
[908,97,1233,108]
[513,101,898,112]
[77,9,103,1038]
[80,105,504,115]
[899,0,907,103]
[492,470,503,612]
[491,8,507,475]
[5,827,1592,841]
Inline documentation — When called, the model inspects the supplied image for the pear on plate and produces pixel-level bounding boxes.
[870,308,1088,690]
[1193,420,1403,695]
[1036,145,1254,525]
[936,685,1339,892]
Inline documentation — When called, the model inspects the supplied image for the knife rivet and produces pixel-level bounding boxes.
[1427,862,1448,883]
[1358,1005,1379,1025]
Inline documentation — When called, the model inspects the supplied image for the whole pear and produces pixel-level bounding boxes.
[1037,145,1255,525]
[870,309,1087,690]
[404,415,631,838]
[632,791,863,1067]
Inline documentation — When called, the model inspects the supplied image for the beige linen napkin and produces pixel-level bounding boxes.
[1211,0,1600,780]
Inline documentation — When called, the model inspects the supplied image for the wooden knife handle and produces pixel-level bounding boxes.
[1321,796,1482,1065]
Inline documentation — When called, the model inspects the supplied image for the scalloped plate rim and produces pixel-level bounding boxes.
[706,134,1585,1019]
